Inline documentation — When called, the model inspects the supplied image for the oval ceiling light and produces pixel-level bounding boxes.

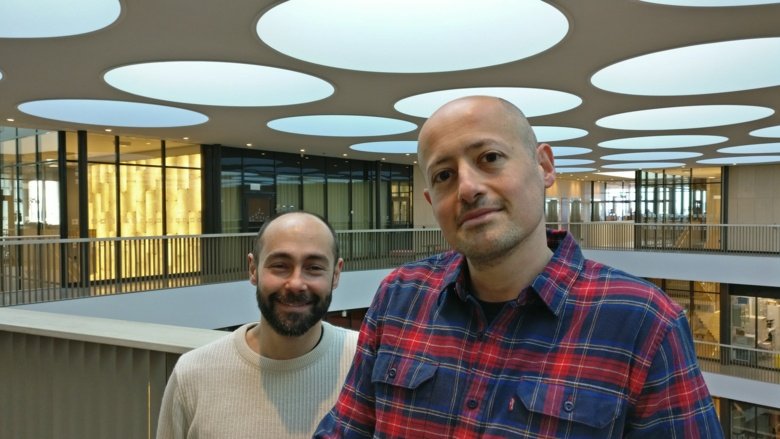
[599,135,728,150]
[597,105,773,130]
[350,140,417,154]
[602,162,685,170]
[556,167,596,173]
[718,143,780,154]
[18,99,208,127]
[555,158,594,166]
[394,87,581,118]
[551,146,592,157]
[533,126,588,142]
[257,0,568,73]
[751,125,780,138]
[640,0,780,6]
[698,155,780,165]
[268,115,416,137]
[592,37,780,96]
[601,151,701,161]
[104,61,334,107]
[0,0,120,38]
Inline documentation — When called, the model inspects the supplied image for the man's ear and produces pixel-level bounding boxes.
[536,143,556,188]
[248,252,258,286]
[331,258,344,289]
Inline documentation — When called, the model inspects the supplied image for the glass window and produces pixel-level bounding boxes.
[88,163,117,237]
[302,155,325,217]
[39,131,59,162]
[19,134,36,164]
[119,137,161,165]
[327,159,351,230]
[276,153,301,214]
[1,137,17,167]
[220,150,243,233]
[165,141,200,168]
[166,167,201,235]
[351,161,374,230]
[87,133,116,163]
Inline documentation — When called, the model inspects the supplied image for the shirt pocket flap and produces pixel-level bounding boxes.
[517,378,624,429]
[371,352,438,390]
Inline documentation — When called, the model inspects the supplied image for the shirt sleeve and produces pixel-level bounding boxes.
[314,286,385,438]
[156,369,189,439]
[627,311,724,438]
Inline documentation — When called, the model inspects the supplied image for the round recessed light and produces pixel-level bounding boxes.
[596,105,773,130]
[394,87,581,118]
[268,115,416,137]
[350,141,417,154]
[602,162,685,170]
[640,0,780,6]
[697,155,780,165]
[592,37,780,96]
[0,0,121,38]
[601,151,701,161]
[718,143,780,154]
[104,61,334,107]
[599,135,728,149]
[751,125,780,138]
[550,146,592,157]
[555,167,596,173]
[18,99,208,127]
[555,158,594,166]
[257,0,568,73]
[533,126,588,142]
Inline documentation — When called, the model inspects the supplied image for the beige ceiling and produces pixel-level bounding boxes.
[1,0,779,175]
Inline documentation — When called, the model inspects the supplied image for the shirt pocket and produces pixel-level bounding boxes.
[516,377,626,431]
[371,351,438,391]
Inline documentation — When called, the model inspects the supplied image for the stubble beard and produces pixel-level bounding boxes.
[257,288,333,337]
[455,221,523,269]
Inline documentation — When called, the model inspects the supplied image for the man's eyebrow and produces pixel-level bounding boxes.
[264,251,331,263]
[426,140,492,172]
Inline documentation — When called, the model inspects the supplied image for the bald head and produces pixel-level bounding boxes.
[417,96,539,170]
[252,211,339,263]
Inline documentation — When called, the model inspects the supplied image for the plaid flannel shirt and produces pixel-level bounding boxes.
[315,230,723,438]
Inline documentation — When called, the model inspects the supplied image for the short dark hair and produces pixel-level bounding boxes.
[252,211,339,263]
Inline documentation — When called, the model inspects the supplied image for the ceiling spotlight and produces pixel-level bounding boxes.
[300,149,305,152]
[183,137,189,140]
[6,118,14,122]
[246,143,252,147]
[104,128,112,132]
[342,153,348,157]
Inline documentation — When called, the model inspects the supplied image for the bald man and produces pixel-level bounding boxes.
[316,97,722,438]
[158,212,358,439]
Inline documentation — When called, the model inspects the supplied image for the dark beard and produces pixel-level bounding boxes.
[257,288,332,337]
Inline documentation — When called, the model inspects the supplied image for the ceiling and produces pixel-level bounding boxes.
[1,0,780,180]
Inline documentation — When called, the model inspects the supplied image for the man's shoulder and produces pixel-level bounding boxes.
[173,329,237,372]
[579,257,681,317]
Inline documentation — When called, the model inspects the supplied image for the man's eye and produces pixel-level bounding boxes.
[482,152,501,163]
[433,170,452,184]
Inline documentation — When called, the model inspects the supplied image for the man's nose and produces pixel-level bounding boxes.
[457,165,485,204]
[285,268,308,291]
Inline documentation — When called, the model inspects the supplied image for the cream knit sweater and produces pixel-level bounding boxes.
[156,322,358,439]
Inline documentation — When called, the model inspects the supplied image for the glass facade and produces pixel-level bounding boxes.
[217,147,411,231]
[638,167,722,224]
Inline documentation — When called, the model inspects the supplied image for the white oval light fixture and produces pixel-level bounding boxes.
[601,151,701,161]
[257,0,568,73]
[599,135,728,150]
[602,162,685,170]
[104,61,334,107]
[268,115,416,137]
[698,155,780,165]
[597,105,773,130]
[592,37,780,96]
[533,126,588,142]
[554,158,594,166]
[555,167,596,173]
[350,141,417,154]
[0,0,121,38]
[395,87,581,118]
[551,146,592,157]
[718,143,780,154]
[640,0,780,6]
[751,125,780,138]
[18,99,208,127]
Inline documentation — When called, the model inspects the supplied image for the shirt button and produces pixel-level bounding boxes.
[563,400,575,412]
[467,399,478,409]
[388,368,396,378]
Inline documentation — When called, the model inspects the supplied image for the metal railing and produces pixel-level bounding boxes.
[0,223,777,306]
[695,341,780,384]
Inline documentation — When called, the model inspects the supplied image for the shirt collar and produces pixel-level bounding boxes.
[440,230,584,317]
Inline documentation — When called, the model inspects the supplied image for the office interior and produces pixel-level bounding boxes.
[2,1,780,438]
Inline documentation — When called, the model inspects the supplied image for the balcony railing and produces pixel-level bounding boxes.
[0,308,777,439]
[0,223,777,306]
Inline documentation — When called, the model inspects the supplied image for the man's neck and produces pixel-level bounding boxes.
[467,228,553,303]
[246,320,324,360]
